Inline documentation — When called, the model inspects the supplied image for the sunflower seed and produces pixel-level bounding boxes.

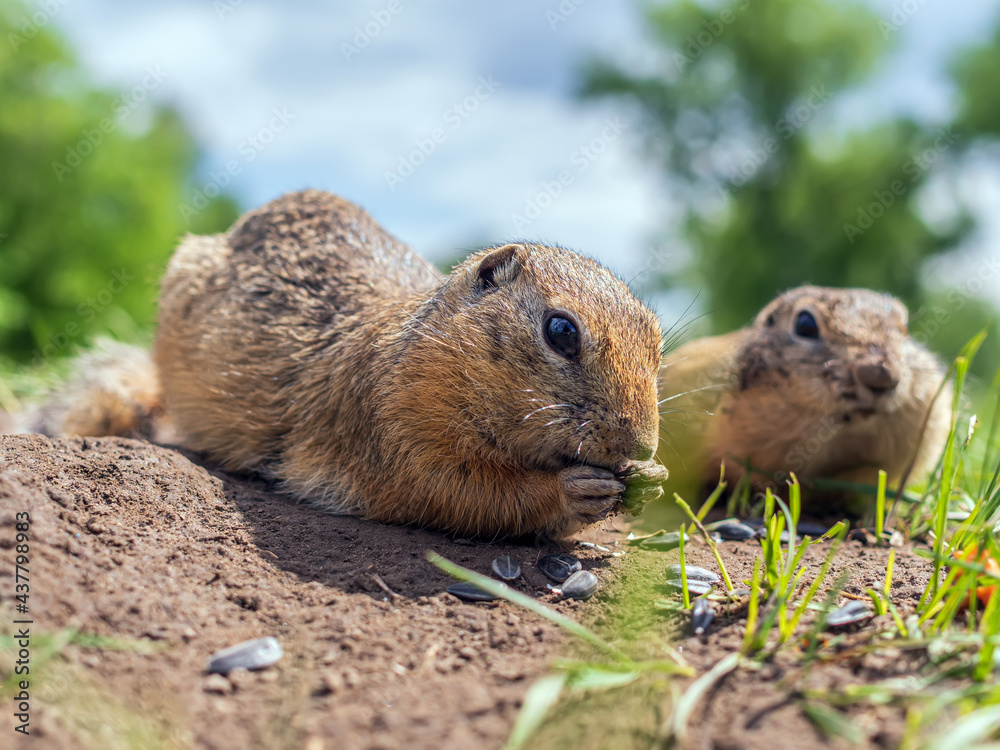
[712,521,756,541]
[447,582,501,602]
[692,598,715,635]
[538,553,582,582]
[552,570,599,600]
[206,637,283,674]
[665,564,721,585]
[665,578,714,596]
[756,527,797,543]
[491,555,521,581]
[825,600,871,628]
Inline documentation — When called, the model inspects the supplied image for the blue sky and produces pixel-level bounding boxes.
[49,0,1000,318]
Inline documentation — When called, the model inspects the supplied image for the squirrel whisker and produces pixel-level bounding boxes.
[657,384,725,405]
[520,403,573,423]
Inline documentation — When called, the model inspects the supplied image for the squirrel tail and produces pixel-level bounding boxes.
[12,339,173,442]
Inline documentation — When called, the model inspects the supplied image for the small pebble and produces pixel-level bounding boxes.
[848,528,900,546]
[825,600,872,629]
[550,570,599,600]
[665,578,714,596]
[203,674,232,694]
[692,599,715,635]
[538,553,582,582]
[447,582,501,602]
[206,637,283,674]
[491,555,521,581]
[665,564,721,585]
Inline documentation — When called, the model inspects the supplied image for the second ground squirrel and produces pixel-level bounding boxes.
[658,286,951,497]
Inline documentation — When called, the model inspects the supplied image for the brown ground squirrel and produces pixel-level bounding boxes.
[658,286,951,497]
[14,190,669,538]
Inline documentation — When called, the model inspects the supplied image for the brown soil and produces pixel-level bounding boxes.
[0,434,945,750]
[0,434,631,750]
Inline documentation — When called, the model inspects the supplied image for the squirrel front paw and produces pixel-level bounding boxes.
[558,465,626,525]
[616,460,669,516]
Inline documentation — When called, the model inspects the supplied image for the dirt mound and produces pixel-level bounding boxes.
[0,434,624,750]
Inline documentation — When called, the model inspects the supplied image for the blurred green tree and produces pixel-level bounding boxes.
[583,0,998,377]
[0,1,238,368]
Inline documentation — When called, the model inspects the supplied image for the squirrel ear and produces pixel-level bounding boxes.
[476,244,522,291]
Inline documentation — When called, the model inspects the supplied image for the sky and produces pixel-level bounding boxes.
[47,0,1000,320]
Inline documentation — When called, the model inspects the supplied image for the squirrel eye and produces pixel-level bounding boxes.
[545,315,580,360]
[794,310,820,339]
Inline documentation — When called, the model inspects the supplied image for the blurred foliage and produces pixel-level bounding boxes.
[583,0,999,379]
[952,23,1000,137]
[0,0,238,367]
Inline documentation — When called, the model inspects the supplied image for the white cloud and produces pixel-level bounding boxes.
[52,0,1000,328]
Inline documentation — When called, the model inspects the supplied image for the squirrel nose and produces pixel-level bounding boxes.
[855,362,899,395]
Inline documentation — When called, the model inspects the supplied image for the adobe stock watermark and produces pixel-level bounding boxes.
[672,0,750,71]
[341,0,404,62]
[383,76,500,191]
[7,0,71,52]
[179,107,296,222]
[842,127,958,244]
[51,66,170,182]
[910,254,1000,346]
[878,0,930,40]
[213,0,245,20]
[773,416,843,485]
[547,0,588,30]
[509,116,627,232]
[718,84,831,195]
[634,244,683,286]
[26,268,134,372]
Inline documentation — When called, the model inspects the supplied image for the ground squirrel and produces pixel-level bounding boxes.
[13,190,668,538]
[658,286,951,498]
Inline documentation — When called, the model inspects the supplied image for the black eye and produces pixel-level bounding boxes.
[545,315,580,359]
[794,310,820,339]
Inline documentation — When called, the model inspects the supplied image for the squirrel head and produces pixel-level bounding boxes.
[405,243,663,475]
[739,285,937,422]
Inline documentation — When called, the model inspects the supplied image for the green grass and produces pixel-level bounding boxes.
[432,338,1000,749]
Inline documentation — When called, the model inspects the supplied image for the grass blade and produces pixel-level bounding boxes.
[925,704,1000,750]
[801,700,865,744]
[661,652,741,745]
[502,673,567,750]
[674,494,735,593]
[876,469,887,542]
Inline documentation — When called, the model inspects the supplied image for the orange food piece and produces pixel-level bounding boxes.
[954,544,999,608]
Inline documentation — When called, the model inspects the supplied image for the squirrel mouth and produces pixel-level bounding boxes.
[842,407,878,423]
